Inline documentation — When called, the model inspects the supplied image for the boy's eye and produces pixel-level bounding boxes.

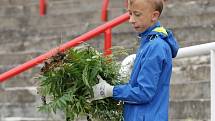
[134,13,141,17]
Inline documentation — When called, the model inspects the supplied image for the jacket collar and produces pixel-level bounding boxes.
[138,21,161,38]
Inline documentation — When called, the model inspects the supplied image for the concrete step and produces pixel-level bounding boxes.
[173,25,215,47]
[170,81,210,100]
[173,55,210,67]
[0,0,36,6]
[0,88,53,118]
[0,65,41,88]
[0,8,125,30]
[0,51,43,65]
[167,0,215,4]
[172,55,211,83]
[24,31,138,53]
[1,74,38,89]
[161,12,215,29]
[164,0,215,17]
[47,0,125,16]
[0,103,55,118]
[169,99,210,120]
[0,87,37,104]
[2,117,58,121]
[0,0,126,18]
[171,64,210,83]
[2,116,87,121]
[0,0,123,8]
[26,8,124,28]
[0,27,67,52]
[170,119,209,121]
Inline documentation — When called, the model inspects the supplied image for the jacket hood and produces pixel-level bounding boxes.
[145,22,179,58]
[163,29,179,58]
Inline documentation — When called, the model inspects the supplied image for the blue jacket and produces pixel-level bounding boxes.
[113,22,179,121]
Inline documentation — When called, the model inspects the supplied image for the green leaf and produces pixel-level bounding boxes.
[82,65,90,88]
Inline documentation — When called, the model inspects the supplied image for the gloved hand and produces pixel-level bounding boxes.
[91,75,114,100]
[119,54,136,81]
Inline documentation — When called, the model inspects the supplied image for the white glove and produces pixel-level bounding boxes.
[92,75,114,100]
[119,54,136,80]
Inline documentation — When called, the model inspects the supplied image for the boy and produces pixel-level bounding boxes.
[92,0,179,120]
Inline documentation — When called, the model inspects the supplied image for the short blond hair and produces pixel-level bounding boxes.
[128,0,164,15]
[153,0,164,15]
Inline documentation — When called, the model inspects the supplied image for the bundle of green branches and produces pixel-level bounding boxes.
[37,45,124,121]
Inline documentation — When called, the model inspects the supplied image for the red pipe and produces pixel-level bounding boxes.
[0,13,130,83]
[40,0,46,16]
[104,29,112,56]
[101,0,109,21]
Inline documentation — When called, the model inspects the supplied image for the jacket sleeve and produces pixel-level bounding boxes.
[113,42,166,104]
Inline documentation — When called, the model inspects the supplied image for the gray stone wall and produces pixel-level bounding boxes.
[0,0,215,120]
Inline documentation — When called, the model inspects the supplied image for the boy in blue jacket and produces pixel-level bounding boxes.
[92,0,179,120]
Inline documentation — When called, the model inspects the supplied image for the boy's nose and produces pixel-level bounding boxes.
[129,15,135,24]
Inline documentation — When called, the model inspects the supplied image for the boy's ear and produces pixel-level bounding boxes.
[152,11,160,22]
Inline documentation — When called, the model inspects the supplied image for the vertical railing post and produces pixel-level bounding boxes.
[104,29,112,56]
[101,0,109,21]
[40,0,46,16]
[211,50,215,121]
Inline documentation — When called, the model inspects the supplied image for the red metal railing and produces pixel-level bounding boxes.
[0,13,130,83]
[101,0,109,21]
[40,0,46,16]
[104,29,112,55]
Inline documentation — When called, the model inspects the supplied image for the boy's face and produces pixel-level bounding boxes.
[128,0,159,32]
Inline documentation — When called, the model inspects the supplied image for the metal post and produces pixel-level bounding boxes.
[211,50,215,121]
[40,0,46,16]
[101,0,109,21]
[104,29,112,56]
